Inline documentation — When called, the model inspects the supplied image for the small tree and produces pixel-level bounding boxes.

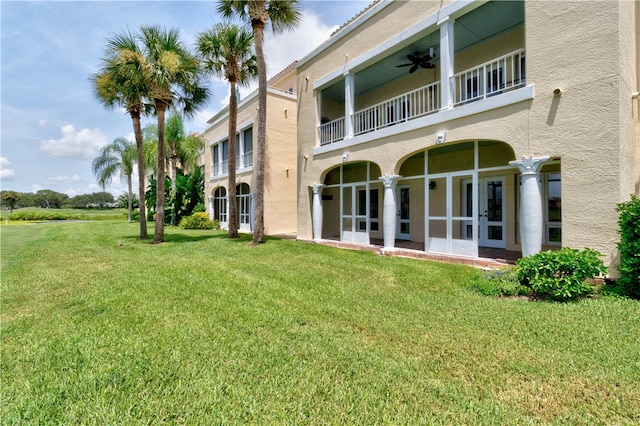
[616,195,640,298]
[2,191,20,213]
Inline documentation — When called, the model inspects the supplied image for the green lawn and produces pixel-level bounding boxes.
[1,221,639,424]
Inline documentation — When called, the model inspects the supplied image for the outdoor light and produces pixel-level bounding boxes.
[436,132,446,144]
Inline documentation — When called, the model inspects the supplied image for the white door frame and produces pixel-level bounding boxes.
[396,185,411,240]
[340,183,370,244]
[462,176,506,249]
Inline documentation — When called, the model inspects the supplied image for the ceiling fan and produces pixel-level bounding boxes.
[397,47,435,73]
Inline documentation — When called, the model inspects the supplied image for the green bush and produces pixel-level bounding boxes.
[472,267,531,297]
[179,212,218,230]
[9,211,72,221]
[616,195,640,298]
[516,248,608,301]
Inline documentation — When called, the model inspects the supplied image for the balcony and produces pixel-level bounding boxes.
[353,81,440,136]
[454,49,525,105]
[315,0,526,149]
[319,50,525,146]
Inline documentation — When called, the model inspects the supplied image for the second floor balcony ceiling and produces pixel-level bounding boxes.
[315,0,529,149]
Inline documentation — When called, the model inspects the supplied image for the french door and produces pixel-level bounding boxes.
[462,177,505,248]
[396,186,410,240]
[341,183,370,244]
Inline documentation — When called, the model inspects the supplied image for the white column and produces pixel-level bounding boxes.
[379,175,402,252]
[311,184,325,241]
[208,196,214,221]
[438,16,455,110]
[344,73,355,139]
[249,192,255,233]
[509,155,550,257]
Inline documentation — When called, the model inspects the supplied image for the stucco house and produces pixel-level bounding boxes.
[202,62,298,236]
[296,0,639,270]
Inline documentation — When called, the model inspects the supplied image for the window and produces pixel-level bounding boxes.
[242,127,253,168]
[544,173,561,244]
[211,140,229,176]
[214,187,227,223]
[221,140,229,174]
[212,145,220,176]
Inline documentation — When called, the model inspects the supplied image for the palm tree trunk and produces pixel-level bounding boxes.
[170,141,178,226]
[127,174,133,223]
[131,111,148,238]
[252,18,267,245]
[154,100,167,244]
[228,80,239,238]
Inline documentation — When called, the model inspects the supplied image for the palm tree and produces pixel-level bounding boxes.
[92,137,137,222]
[90,30,151,239]
[197,23,257,238]
[217,0,301,244]
[143,120,204,181]
[137,25,209,243]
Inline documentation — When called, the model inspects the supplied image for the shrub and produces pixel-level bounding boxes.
[516,248,608,301]
[9,211,71,221]
[472,267,531,297]
[616,195,640,298]
[179,212,218,230]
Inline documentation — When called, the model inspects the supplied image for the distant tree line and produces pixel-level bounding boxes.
[1,190,119,212]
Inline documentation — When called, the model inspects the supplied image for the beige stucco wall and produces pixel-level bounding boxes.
[203,90,298,236]
[264,93,298,235]
[297,0,638,270]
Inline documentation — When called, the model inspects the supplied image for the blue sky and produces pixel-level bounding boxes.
[0,0,369,197]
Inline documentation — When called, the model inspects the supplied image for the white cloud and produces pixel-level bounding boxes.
[64,188,79,198]
[40,124,108,160]
[0,157,16,180]
[264,10,336,78]
[46,175,81,185]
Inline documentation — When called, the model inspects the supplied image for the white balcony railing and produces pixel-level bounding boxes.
[453,49,525,105]
[353,82,440,136]
[319,117,345,146]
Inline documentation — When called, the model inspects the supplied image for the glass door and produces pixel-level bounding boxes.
[396,186,410,240]
[461,177,505,248]
[427,173,475,257]
[482,177,505,248]
[341,184,370,244]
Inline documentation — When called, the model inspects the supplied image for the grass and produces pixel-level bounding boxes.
[1,221,639,424]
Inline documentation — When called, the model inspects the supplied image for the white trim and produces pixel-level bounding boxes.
[313,85,534,156]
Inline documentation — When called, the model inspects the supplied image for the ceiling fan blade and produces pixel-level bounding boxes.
[407,54,419,62]
[396,63,413,68]
[410,64,419,73]
[420,62,435,69]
